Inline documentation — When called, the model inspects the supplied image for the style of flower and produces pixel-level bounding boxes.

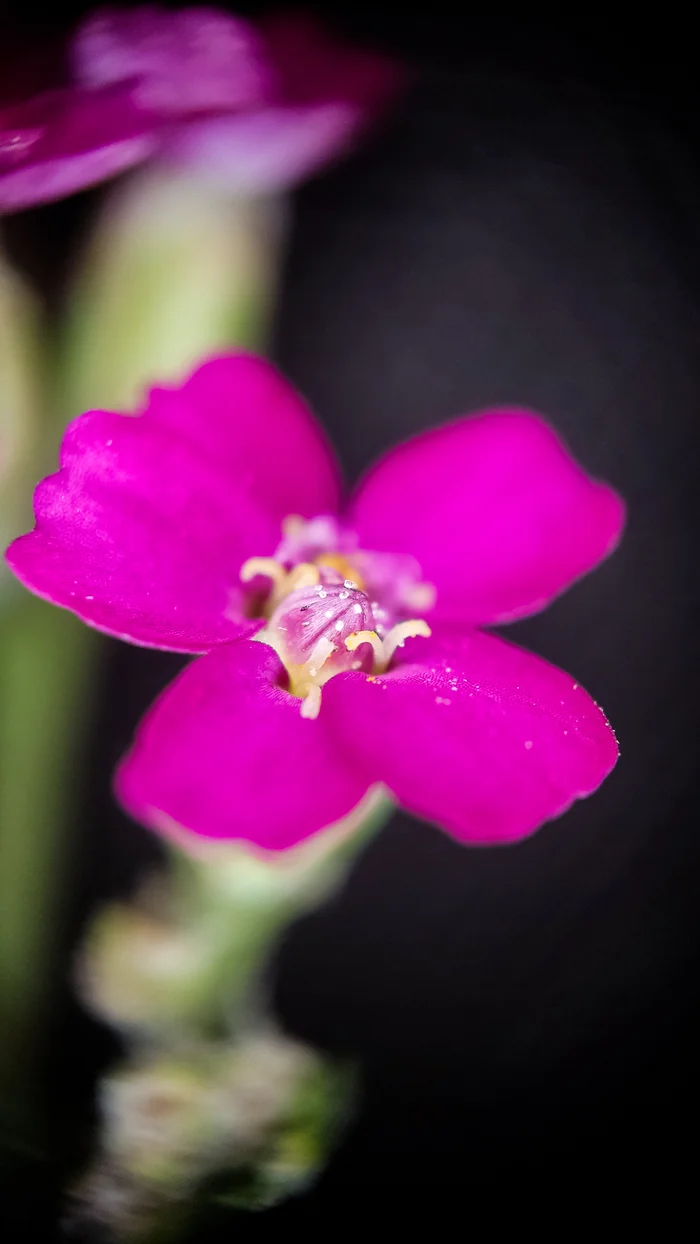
[0,7,400,212]
[6,354,624,850]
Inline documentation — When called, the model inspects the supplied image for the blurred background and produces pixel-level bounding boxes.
[2,1,700,1232]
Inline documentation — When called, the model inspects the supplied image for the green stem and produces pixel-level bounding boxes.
[59,167,287,415]
[1,175,288,1135]
[0,597,100,1113]
[79,789,393,1042]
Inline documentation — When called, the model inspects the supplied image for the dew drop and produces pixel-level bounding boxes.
[524,740,533,749]
[0,128,43,160]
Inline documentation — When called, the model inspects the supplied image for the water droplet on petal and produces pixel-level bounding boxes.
[0,127,43,162]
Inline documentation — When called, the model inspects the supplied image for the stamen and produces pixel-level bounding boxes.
[268,562,320,612]
[281,514,305,538]
[345,630,385,670]
[243,519,433,718]
[404,582,437,612]
[284,562,321,592]
[314,552,366,590]
[240,557,286,584]
[300,685,322,719]
[382,619,432,663]
[303,636,336,679]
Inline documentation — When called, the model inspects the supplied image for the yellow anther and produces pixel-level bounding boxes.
[345,630,385,671]
[281,514,305,538]
[283,562,320,592]
[300,685,323,719]
[382,619,432,663]
[404,581,437,612]
[302,636,337,680]
[240,557,286,584]
[267,562,321,612]
[314,552,366,590]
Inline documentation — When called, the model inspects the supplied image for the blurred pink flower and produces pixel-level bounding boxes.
[6,354,624,851]
[0,7,401,212]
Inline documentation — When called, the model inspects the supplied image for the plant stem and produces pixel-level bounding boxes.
[0,176,288,1135]
[0,597,100,1115]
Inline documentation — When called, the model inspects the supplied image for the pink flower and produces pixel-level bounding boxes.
[0,8,400,213]
[6,355,624,852]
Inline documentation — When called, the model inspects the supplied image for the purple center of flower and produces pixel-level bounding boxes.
[240,514,434,719]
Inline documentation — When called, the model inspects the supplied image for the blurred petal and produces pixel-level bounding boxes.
[167,12,402,190]
[161,103,363,193]
[323,627,619,844]
[73,7,271,114]
[350,409,625,627]
[116,639,368,848]
[6,355,341,650]
[0,87,157,213]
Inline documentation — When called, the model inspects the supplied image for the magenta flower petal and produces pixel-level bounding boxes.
[349,409,625,627]
[167,354,341,524]
[116,639,369,848]
[75,7,401,193]
[6,355,340,650]
[73,7,272,115]
[161,103,366,194]
[2,9,401,211]
[0,86,158,213]
[322,628,619,845]
[6,412,268,651]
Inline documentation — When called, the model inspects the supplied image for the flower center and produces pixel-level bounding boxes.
[239,515,433,719]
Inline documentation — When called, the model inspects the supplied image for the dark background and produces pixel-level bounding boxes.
[2,1,700,1231]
